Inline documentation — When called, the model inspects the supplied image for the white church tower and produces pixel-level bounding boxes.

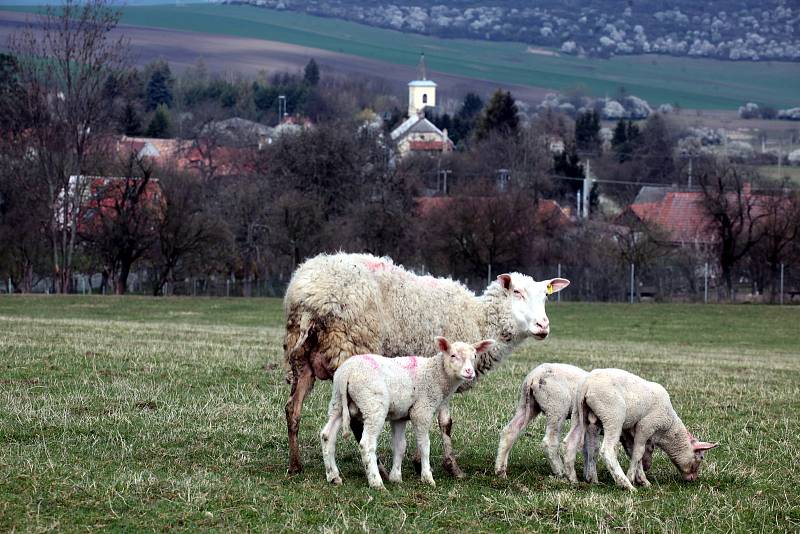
[408,53,436,117]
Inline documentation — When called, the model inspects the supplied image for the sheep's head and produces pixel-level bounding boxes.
[675,432,719,481]
[497,273,570,340]
[435,336,494,382]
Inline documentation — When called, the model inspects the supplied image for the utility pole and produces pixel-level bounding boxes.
[687,156,693,189]
[278,95,287,124]
[582,160,594,219]
[439,169,451,195]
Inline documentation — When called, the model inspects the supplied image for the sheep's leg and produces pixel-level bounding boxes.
[350,417,391,482]
[495,392,539,478]
[562,416,583,483]
[599,424,634,491]
[359,414,386,490]
[414,419,436,487]
[544,413,567,478]
[320,413,343,485]
[286,362,315,475]
[626,432,652,487]
[437,404,465,479]
[389,420,407,483]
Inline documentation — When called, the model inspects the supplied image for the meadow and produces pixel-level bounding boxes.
[3,4,800,109]
[1,295,799,531]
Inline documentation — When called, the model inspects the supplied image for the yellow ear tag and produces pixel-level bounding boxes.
[547,283,554,295]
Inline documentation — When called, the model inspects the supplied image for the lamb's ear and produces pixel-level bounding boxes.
[473,339,495,354]
[544,278,570,294]
[693,441,719,452]
[435,336,451,353]
[497,274,512,292]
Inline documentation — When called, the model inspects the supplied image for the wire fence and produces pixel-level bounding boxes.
[2,262,798,304]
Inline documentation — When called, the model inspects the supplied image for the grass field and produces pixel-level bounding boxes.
[1,296,799,531]
[3,4,800,109]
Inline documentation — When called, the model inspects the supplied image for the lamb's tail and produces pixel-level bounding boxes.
[582,399,599,482]
[339,373,352,440]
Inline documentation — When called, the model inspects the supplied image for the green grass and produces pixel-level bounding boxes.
[1,295,799,531]
[3,4,800,109]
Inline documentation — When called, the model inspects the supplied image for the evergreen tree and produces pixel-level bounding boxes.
[303,58,320,86]
[612,118,627,147]
[0,53,23,130]
[575,109,600,151]
[475,90,518,140]
[458,92,483,120]
[146,64,173,111]
[145,104,171,138]
[121,102,141,136]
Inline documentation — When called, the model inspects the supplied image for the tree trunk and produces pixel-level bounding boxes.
[116,261,132,295]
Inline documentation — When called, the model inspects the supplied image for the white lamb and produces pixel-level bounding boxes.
[320,337,495,489]
[494,363,653,479]
[563,368,718,490]
[284,252,570,476]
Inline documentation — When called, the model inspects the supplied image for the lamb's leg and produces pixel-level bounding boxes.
[544,413,567,478]
[414,419,436,487]
[389,420,407,483]
[286,362,315,475]
[495,391,539,478]
[599,424,634,491]
[626,431,652,487]
[562,417,583,483]
[359,415,386,490]
[320,413,343,485]
[349,417,391,481]
[438,404,465,479]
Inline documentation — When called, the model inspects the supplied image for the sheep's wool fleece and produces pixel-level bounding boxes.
[284,253,519,382]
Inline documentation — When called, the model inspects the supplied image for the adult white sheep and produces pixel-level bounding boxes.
[494,363,653,479]
[563,368,718,490]
[284,252,569,475]
[321,337,494,489]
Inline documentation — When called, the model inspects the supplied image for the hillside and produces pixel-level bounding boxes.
[230,0,800,62]
[1,4,799,109]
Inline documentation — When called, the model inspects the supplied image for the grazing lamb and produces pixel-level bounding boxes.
[494,363,654,479]
[284,252,570,475]
[320,337,494,489]
[563,368,718,490]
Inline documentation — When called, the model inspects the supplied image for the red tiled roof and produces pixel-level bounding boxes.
[630,191,714,244]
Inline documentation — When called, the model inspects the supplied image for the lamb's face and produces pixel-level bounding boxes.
[499,274,570,340]
[675,434,719,481]
[435,337,495,382]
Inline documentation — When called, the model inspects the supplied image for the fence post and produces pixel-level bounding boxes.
[629,263,635,304]
[780,263,785,305]
[487,263,492,287]
[226,279,230,298]
[557,263,562,304]
[704,262,708,304]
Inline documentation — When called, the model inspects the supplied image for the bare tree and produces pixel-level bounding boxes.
[10,0,129,292]
[79,155,161,295]
[697,162,766,300]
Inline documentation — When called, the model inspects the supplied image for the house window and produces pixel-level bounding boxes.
[422,94,428,104]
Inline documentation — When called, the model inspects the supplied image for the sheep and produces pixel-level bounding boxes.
[284,252,570,475]
[563,368,718,490]
[494,363,653,479]
[320,337,495,489]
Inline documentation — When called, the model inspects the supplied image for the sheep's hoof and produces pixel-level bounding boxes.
[369,481,387,491]
[422,476,436,488]
[378,463,391,482]
[495,468,507,479]
[287,461,303,476]
[443,457,465,479]
[329,476,343,486]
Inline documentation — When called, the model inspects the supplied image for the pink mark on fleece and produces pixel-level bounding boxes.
[416,275,440,289]
[364,259,390,272]
[355,354,380,370]
[402,356,419,375]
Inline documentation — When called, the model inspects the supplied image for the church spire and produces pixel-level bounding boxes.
[418,52,427,81]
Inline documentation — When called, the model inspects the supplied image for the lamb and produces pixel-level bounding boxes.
[284,252,570,475]
[320,337,495,489]
[563,368,718,490]
[494,363,653,479]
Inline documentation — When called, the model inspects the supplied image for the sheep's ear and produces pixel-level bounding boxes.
[473,339,495,354]
[693,441,719,451]
[497,274,512,291]
[544,278,570,294]
[435,336,451,353]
